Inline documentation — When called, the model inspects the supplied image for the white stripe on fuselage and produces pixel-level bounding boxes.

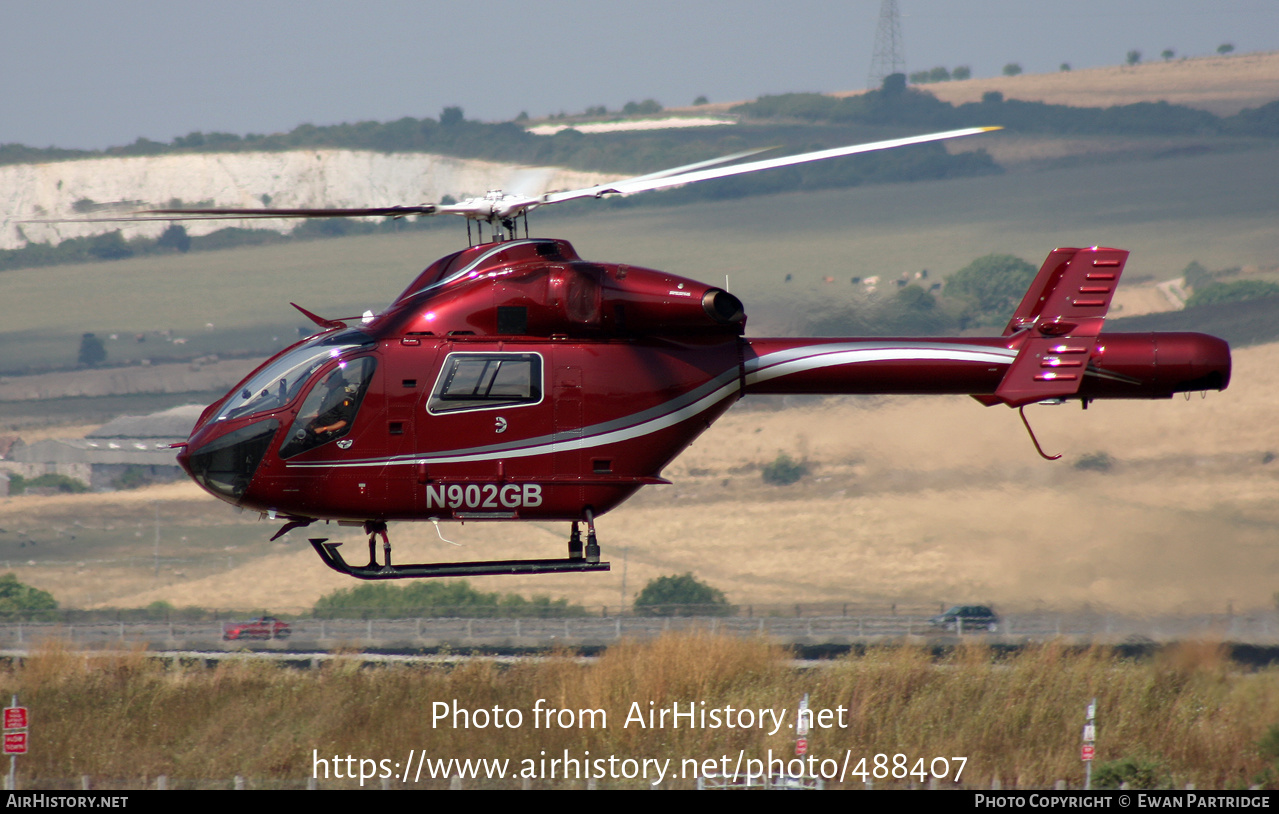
[745,344,1014,385]
[286,342,1016,470]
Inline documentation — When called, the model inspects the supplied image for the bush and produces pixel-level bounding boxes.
[622,99,663,115]
[1074,451,1115,472]
[143,601,175,620]
[1186,280,1279,309]
[633,573,733,617]
[87,231,133,261]
[762,452,808,485]
[19,473,89,494]
[439,106,465,127]
[910,67,952,85]
[156,224,191,253]
[78,333,106,367]
[112,466,152,491]
[1253,724,1279,786]
[0,574,58,621]
[944,253,1037,326]
[1093,755,1168,790]
[1258,723,1279,761]
[313,579,586,618]
[1181,260,1213,291]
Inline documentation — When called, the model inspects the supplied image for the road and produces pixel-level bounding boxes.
[0,610,1272,653]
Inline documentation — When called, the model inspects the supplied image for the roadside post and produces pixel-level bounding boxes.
[1082,697,1097,790]
[796,692,809,757]
[4,695,28,790]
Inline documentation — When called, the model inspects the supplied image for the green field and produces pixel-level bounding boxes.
[3,139,1278,375]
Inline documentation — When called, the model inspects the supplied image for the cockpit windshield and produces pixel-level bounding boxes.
[214,329,374,421]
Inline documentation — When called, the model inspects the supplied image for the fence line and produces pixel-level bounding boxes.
[0,610,1274,650]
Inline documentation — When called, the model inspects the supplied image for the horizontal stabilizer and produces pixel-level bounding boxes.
[991,336,1095,406]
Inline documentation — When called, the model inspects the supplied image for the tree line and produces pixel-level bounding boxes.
[732,75,1279,138]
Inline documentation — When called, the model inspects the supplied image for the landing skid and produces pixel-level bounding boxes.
[308,513,610,580]
[308,539,610,579]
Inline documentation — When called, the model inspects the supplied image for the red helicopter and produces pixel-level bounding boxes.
[114,127,1230,580]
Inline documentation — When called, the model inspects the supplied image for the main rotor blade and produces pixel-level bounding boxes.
[24,205,438,224]
[542,127,1001,204]
[138,205,438,220]
[610,146,776,186]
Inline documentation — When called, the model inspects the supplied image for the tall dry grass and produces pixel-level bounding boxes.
[4,635,1277,789]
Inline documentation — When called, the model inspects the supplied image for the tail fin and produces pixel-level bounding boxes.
[1002,247,1126,338]
[981,247,1128,407]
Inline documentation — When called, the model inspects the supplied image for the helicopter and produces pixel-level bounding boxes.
[94,126,1230,580]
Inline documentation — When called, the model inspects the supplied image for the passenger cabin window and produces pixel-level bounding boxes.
[428,353,542,414]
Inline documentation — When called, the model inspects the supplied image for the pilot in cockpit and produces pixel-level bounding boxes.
[307,369,358,436]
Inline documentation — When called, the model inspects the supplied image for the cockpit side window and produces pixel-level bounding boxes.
[278,356,378,458]
[427,353,542,414]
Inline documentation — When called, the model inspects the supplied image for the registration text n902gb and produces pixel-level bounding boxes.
[425,483,543,510]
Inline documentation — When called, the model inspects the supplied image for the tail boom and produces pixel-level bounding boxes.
[741,332,1230,401]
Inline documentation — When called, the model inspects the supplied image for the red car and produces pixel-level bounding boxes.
[223,616,290,640]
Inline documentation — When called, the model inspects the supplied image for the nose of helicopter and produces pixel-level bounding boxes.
[179,418,279,503]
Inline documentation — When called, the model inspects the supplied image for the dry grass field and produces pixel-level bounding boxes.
[919,52,1279,118]
[5,635,1278,789]
[824,51,1279,117]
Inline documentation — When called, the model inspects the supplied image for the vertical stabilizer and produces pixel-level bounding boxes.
[988,247,1129,406]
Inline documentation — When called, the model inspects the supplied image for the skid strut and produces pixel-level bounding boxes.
[584,508,600,563]
[568,522,583,559]
[308,514,610,580]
